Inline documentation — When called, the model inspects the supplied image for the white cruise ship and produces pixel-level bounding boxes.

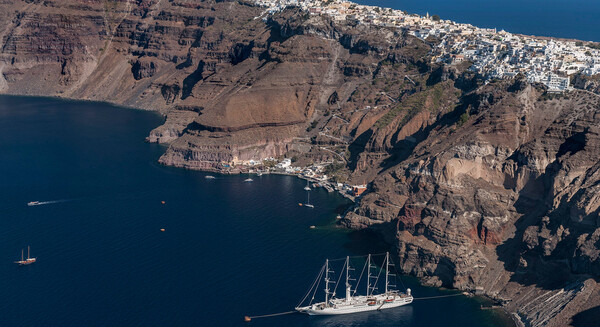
[296,252,413,315]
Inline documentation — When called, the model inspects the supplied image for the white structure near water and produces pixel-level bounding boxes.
[295,252,413,315]
[275,158,292,169]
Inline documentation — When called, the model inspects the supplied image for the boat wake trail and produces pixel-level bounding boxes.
[27,199,73,206]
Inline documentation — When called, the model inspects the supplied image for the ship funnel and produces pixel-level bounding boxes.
[407,288,412,296]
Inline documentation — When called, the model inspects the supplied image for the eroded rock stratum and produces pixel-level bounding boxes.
[2,1,600,325]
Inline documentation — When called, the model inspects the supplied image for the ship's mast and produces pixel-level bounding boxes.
[366,254,371,296]
[27,246,30,259]
[345,256,351,302]
[324,259,330,306]
[21,248,24,261]
[385,252,389,294]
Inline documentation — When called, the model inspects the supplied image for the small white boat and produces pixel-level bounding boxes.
[15,246,36,266]
[304,190,314,208]
[304,180,311,191]
[205,175,216,179]
[27,201,41,206]
[244,178,254,182]
[296,252,413,315]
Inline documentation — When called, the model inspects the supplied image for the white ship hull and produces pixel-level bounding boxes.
[296,253,413,317]
[297,294,413,316]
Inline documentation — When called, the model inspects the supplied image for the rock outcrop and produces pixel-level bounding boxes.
[342,80,600,326]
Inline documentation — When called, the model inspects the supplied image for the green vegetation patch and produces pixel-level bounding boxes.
[324,161,348,183]
[374,83,447,129]
[587,42,600,50]
[457,112,469,127]
[306,120,319,132]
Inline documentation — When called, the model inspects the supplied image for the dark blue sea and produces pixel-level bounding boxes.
[355,0,600,42]
[0,96,512,326]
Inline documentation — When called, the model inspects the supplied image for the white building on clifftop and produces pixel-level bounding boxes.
[545,74,570,93]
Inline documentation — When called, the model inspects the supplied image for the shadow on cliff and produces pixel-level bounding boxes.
[347,129,373,171]
[348,65,483,173]
[495,135,593,290]
[377,98,472,173]
[342,228,391,255]
[181,61,205,100]
[256,17,295,66]
[570,306,600,327]
[432,257,458,288]
[494,193,573,290]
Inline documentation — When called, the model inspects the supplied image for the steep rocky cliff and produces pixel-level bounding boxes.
[343,80,600,326]
[2,1,600,326]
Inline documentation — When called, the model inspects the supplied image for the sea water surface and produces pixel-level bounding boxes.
[0,96,512,326]
[354,0,600,42]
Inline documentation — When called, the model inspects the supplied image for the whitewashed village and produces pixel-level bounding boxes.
[233,157,368,201]
[227,0,600,199]
[254,0,600,92]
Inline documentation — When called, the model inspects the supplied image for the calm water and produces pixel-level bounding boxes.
[0,96,512,326]
[355,0,600,41]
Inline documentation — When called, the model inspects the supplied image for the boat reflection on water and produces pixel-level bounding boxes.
[326,306,413,326]
[286,305,414,327]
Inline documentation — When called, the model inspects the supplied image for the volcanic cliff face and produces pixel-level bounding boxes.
[343,81,600,326]
[2,1,600,326]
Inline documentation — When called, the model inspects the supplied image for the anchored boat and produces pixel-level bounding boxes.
[304,180,311,191]
[296,252,412,315]
[15,246,36,266]
[304,188,314,208]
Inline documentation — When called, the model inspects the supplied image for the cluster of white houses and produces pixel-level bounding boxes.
[244,0,600,193]
[252,0,600,93]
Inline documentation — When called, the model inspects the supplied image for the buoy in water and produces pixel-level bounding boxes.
[244,316,251,322]
[160,228,165,232]
[310,225,316,229]
[161,201,166,204]
[298,203,303,206]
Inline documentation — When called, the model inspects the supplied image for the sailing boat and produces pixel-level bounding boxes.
[304,180,311,191]
[15,246,36,265]
[296,252,412,315]
[304,189,314,208]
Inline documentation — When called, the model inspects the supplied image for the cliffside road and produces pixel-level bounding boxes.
[581,89,600,98]
[318,132,348,144]
[319,146,347,162]
[331,114,349,124]
[2,1,600,326]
